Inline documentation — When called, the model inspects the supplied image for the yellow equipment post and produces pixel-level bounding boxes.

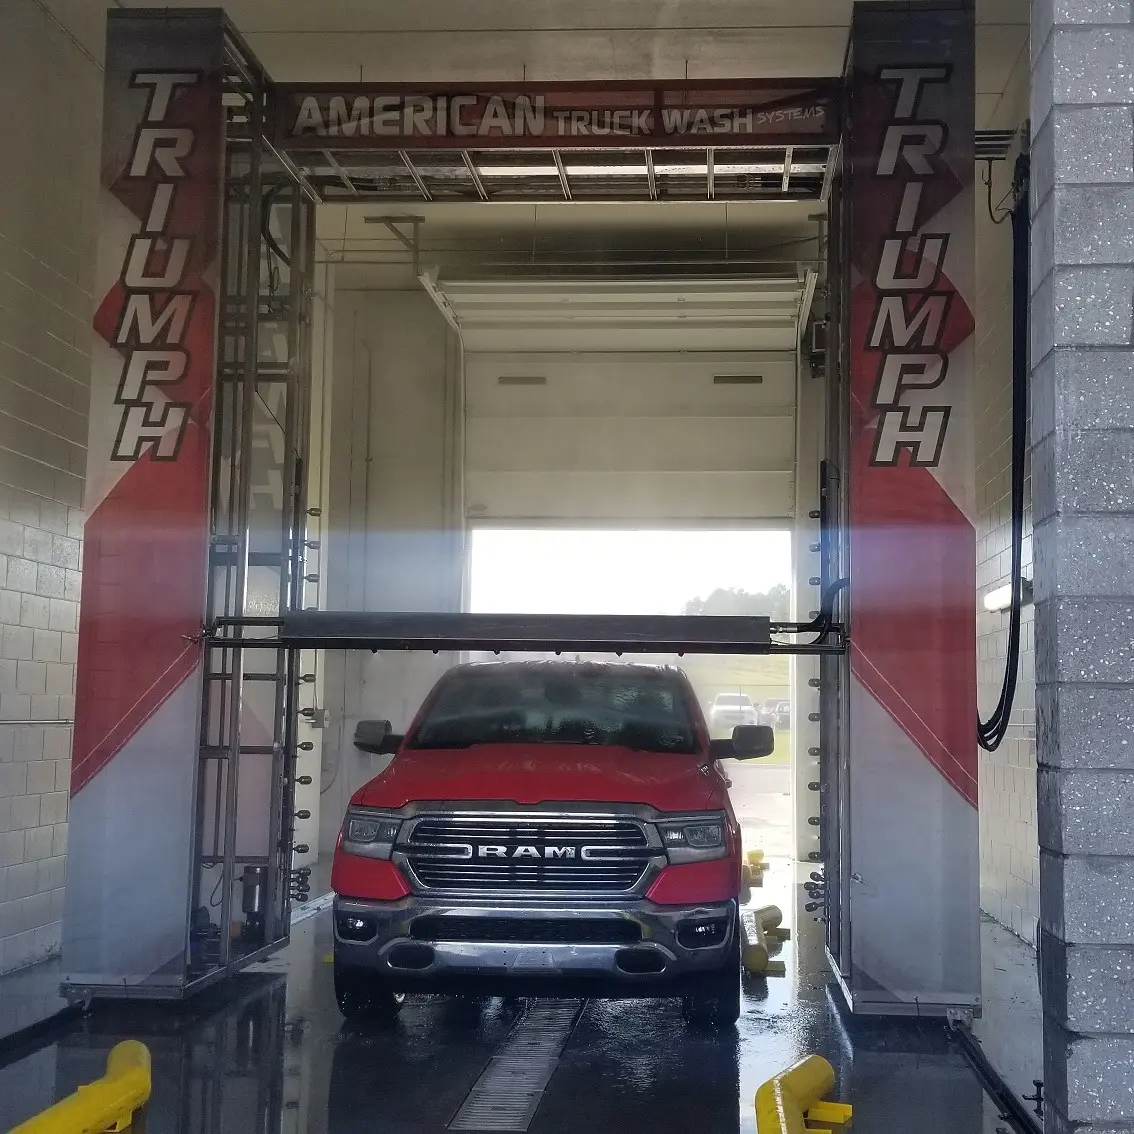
[9,1040,151,1134]
[755,1055,853,1133]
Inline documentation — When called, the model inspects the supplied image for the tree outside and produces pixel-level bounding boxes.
[682,583,790,621]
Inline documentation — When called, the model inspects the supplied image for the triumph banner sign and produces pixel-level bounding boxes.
[64,10,224,989]
[272,81,839,149]
[844,4,979,1011]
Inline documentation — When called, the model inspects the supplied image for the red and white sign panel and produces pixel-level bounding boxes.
[845,8,979,1009]
[64,11,223,989]
[272,81,839,149]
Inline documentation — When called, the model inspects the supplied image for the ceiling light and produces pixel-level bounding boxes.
[477,165,559,177]
[562,165,647,177]
[652,163,783,176]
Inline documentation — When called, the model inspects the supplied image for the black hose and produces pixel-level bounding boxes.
[261,184,291,267]
[978,151,1029,753]
[806,577,849,643]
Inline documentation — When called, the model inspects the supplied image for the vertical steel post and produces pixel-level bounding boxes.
[218,90,263,969]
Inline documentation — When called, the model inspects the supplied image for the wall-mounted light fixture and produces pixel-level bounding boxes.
[982,577,1033,614]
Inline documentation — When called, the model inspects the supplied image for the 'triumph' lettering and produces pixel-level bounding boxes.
[867,65,953,468]
[111,71,198,463]
[290,94,824,139]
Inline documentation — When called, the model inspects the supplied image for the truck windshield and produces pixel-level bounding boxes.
[409,667,698,754]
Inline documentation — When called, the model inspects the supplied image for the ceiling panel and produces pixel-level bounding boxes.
[110,0,1028,90]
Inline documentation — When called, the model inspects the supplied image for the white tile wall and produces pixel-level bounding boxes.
[0,0,102,973]
[974,42,1039,947]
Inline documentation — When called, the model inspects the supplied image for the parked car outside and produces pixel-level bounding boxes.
[768,700,790,729]
[707,692,758,733]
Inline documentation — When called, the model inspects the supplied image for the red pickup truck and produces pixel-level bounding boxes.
[330,659,774,1028]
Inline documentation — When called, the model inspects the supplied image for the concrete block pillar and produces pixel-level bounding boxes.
[1031,3,1134,1131]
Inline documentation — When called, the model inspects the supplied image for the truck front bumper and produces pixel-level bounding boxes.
[332,895,738,997]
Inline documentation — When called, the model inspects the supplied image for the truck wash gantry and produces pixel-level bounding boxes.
[64,5,978,1020]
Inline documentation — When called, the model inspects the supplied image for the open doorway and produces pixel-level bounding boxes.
[468,527,794,857]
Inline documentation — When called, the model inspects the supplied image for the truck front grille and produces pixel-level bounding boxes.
[399,814,655,894]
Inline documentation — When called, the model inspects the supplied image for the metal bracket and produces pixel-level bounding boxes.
[363,214,425,275]
[947,1006,975,1029]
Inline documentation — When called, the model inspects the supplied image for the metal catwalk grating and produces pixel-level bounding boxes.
[448,1001,584,1131]
[292,145,834,203]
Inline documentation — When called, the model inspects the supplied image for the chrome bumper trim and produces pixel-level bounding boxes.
[333,896,737,982]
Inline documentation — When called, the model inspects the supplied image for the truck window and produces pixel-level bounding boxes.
[408,667,698,754]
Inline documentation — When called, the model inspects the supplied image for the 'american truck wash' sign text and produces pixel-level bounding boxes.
[272,82,839,149]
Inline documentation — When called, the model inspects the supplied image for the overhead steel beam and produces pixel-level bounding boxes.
[820,141,840,203]
[363,214,425,274]
[399,150,433,201]
[462,151,490,200]
[552,150,573,201]
[323,149,358,197]
[645,150,658,200]
[277,611,776,654]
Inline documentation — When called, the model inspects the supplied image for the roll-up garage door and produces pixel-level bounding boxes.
[464,351,796,522]
[431,276,806,523]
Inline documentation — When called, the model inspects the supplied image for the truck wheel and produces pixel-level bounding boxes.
[682,921,742,1029]
[334,962,406,1021]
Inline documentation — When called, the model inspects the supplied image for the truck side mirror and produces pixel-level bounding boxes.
[353,720,402,755]
[732,724,775,760]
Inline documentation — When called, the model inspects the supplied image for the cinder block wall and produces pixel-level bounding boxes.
[974,45,1039,945]
[0,0,102,973]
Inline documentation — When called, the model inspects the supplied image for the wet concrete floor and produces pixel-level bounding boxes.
[0,856,1017,1134]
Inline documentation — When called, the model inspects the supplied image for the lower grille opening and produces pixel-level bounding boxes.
[387,942,434,970]
[411,916,640,946]
[614,947,667,974]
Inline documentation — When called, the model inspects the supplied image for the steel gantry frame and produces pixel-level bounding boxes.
[73,7,858,1006]
[194,55,851,991]
[187,21,321,991]
[203,73,851,988]
[65,2,995,1033]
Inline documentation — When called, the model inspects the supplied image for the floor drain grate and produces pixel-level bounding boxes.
[447,1000,583,1132]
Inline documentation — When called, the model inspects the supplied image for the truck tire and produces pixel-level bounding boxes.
[681,919,742,1029]
[334,961,406,1021]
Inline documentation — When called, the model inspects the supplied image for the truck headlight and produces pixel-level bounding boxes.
[657,814,727,862]
[341,809,402,860]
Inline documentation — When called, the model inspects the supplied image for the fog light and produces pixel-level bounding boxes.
[677,919,728,949]
[336,913,377,941]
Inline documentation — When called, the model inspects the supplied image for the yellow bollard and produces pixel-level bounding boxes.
[741,905,788,976]
[746,849,769,888]
[757,903,792,943]
[741,907,770,971]
[755,1055,853,1133]
[10,1040,151,1134]
[740,862,753,906]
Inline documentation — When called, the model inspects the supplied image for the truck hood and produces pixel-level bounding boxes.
[355,744,721,813]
